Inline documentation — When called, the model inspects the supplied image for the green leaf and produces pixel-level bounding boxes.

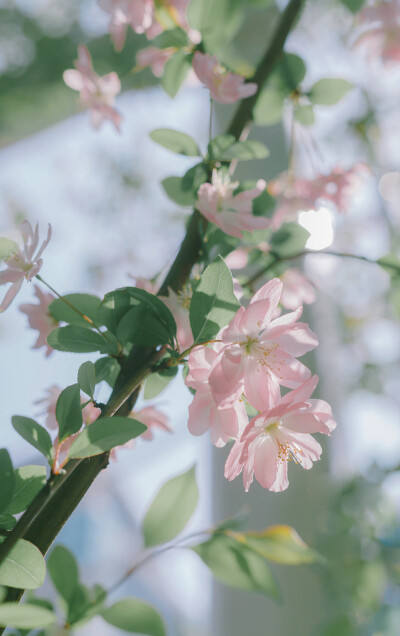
[0,449,15,515]
[162,162,208,207]
[338,0,364,13]
[152,26,189,49]
[77,361,96,399]
[161,50,192,97]
[47,545,79,604]
[0,514,16,531]
[47,326,106,353]
[207,134,236,161]
[377,254,400,278]
[94,357,120,388]
[144,366,178,399]
[0,237,18,263]
[12,417,53,463]
[0,539,46,589]
[143,465,199,547]
[231,525,321,565]
[190,256,240,343]
[7,465,46,515]
[56,384,83,442]
[187,0,243,52]
[0,604,56,629]
[192,534,280,599]
[117,305,172,347]
[274,53,307,92]
[101,598,166,636]
[294,104,315,126]
[253,87,285,126]
[48,294,101,328]
[270,223,310,258]
[149,129,200,157]
[220,140,269,162]
[308,78,353,105]
[68,417,146,458]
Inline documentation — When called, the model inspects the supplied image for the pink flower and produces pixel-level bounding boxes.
[208,278,318,411]
[186,345,248,447]
[192,52,257,104]
[99,0,155,49]
[136,46,175,77]
[19,285,57,357]
[0,221,51,313]
[354,1,400,64]
[225,248,250,270]
[133,406,171,440]
[161,287,193,353]
[134,277,158,294]
[63,45,122,131]
[196,171,270,238]
[225,375,336,492]
[279,269,316,311]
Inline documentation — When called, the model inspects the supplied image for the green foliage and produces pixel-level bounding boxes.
[253,86,285,126]
[0,514,16,531]
[162,162,208,206]
[77,361,96,400]
[152,27,189,49]
[192,533,281,599]
[142,465,199,547]
[11,417,53,464]
[0,603,56,629]
[274,53,307,92]
[48,294,101,328]
[187,0,243,53]
[0,237,18,263]
[0,449,15,515]
[161,50,192,97]
[56,384,83,442]
[338,0,364,13]
[308,78,353,105]
[7,465,46,515]
[230,525,321,565]
[94,357,120,388]
[101,598,166,636]
[190,256,240,343]
[47,325,106,353]
[207,135,269,161]
[68,417,146,458]
[47,545,79,605]
[149,129,200,157]
[294,104,315,126]
[0,540,46,590]
[203,227,239,262]
[270,223,310,257]
[377,253,400,278]
[144,366,178,399]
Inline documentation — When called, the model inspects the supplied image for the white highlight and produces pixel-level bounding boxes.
[298,207,335,250]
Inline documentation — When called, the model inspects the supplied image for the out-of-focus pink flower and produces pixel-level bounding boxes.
[354,1,400,64]
[225,248,250,270]
[136,46,175,77]
[196,170,270,238]
[279,269,316,311]
[19,285,57,357]
[0,221,51,313]
[82,401,102,424]
[63,45,122,131]
[134,276,158,293]
[161,286,193,353]
[186,345,248,447]
[99,0,155,49]
[208,278,318,411]
[268,165,368,229]
[192,52,257,104]
[225,375,336,492]
[133,406,171,440]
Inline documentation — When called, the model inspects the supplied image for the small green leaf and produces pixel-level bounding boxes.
[270,223,310,258]
[101,598,166,636]
[161,49,191,97]
[377,254,400,277]
[162,163,208,206]
[294,104,315,126]
[338,0,364,13]
[0,237,18,263]
[117,305,172,347]
[187,0,243,50]
[192,534,280,599]
[253,87,285,126]
[308,78,353,105]
[144,366,178,399]
[94,357,120,388]
[143,465,198,548]
[47,545,79,604]
[48,294,101,328]
[207,134,236,161]
[0,603,56,630]
[0,449,15,515]
[7,465,46,515]
[220,140,269,161]
[152,26,189,49]
[48,326,106,353]
[77,361,96,399]
[12,417,53,463]
[231,525,321,565]
[0,539,46,589]
[56,384,83,442]
[68,417,146,458]
[274,53,307,92]
[0,514,16,530]
[190,256,240,343]
[150,129,200,157]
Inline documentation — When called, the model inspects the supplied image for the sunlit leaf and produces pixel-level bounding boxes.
[0,540,46,589]
[0,449,15,515]
[101,598,166,636]
[11,416,53,463]
[150,128,200,156]
[0,603,56,629]
[7,465,46,515]
[68,417,146,458]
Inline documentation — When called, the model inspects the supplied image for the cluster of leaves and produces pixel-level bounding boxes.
[0,466,320,634]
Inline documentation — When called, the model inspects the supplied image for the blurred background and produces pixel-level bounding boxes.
[1,0,400,634]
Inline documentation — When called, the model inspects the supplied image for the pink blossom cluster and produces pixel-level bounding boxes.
[0,221,51,313]
[268,164,368,229]
[185,278,336,492]
[354,0,400,64]
[63,46,122,131]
